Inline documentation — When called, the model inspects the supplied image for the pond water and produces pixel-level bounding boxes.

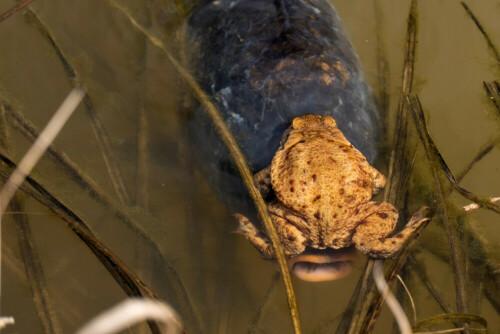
[0,0,498,333]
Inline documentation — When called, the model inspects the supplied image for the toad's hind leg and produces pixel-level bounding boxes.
[270,215,307,257]
[352,202,424,258]
[233,211,307,259]
[233,214,274,259]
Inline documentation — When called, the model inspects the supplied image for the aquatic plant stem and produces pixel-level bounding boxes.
[483,81,500,116]
[0,156,178,334]
[461,2,500,68]
[406,95,470,331]
[106,1,302,332]
[4,104,141,225]
[385,0,418,205]
[374,0,390,134]
[24,9,131,206]
[0,98,62,334]
[334,260,375,334]
[456,134,500,183]
[2,102,201,333]
[338,2,420,333]
[247,272,280,334]
[395,274,417,325]
[407,96,500,214]
[358,208,430,333]
[413,313,487,332]
[136,92,149,210]
[0,88,83,327]
[9,199,63,334]
[0,0,35,23]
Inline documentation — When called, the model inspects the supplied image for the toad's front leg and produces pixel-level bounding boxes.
[351,202,425,258]
[254,166,272,197]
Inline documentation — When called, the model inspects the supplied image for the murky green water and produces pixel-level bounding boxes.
[0,0,498,333]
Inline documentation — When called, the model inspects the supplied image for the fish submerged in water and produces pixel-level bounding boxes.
[186,0,422,281]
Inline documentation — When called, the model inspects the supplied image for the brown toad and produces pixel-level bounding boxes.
[234,114,423,263]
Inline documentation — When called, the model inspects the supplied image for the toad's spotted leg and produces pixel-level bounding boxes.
[351,202,425,257]
[233,213,273,259]
[233,210,307,259]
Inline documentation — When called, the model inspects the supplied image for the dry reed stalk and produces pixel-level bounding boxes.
[395,274,417,325]
[372,260,412,334]
[0,86,188,334]
[106,1,302,332]
[75,298,182,334]
[0,0,35,23]
[463,197,499,212]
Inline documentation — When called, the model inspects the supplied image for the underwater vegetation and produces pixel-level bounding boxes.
[0,0,498,333]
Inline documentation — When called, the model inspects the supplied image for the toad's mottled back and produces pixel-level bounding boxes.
[271,115,382,234]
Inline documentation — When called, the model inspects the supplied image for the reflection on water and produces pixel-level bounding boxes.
[0,0,498,333]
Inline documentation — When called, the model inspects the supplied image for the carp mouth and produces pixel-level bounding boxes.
[286,247,358,282]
